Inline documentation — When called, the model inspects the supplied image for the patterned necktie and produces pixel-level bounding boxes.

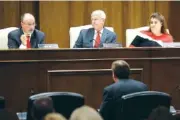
[26,35,31,48]
[94,31,101,48]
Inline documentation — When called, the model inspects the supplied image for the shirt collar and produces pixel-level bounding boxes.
[94,28,104,34]
[22,30,33,37]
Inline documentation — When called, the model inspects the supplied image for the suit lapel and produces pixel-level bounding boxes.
[87,28,94,48]
[19,28,24,45]
[100,28,108,46]
[30,30,37,48]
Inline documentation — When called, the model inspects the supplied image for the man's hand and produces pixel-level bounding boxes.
[20,34,27,46]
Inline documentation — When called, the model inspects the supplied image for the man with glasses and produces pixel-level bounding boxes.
[8,13,45,49]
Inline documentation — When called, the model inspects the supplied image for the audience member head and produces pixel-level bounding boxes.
[149,12,168,35]
[111,60,130,82]
[32,97,54,120]
[21,13,36,34]
[44,113,67,120]
[148,106,175,120]
[70,105,103,120]
[91,10,106,31]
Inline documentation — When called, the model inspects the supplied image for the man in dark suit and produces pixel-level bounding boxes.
[8,13,45,49]
[99,60,148,120]
[73,10,117,48]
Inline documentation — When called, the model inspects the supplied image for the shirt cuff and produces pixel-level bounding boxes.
[19,44,27,49]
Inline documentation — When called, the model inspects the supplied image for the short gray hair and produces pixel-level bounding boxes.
[91,10,106,19]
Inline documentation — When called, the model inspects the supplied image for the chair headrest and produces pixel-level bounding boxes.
[122,91,171,100]
[30,92,84,100]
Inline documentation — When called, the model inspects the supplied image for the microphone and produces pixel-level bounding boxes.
[90,39,100,48]
[90,39,95,42]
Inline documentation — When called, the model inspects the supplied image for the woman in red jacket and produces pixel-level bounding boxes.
[130,12,173,47]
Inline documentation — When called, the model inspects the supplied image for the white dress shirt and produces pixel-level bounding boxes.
[19,32,32,49]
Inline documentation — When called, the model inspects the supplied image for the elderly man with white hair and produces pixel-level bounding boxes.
[73,10,117,48]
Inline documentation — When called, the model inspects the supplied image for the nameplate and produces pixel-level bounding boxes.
[103,43,122,48]
[38,44,59,49]
[163,42,180,48]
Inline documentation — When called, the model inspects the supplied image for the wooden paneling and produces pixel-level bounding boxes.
[39,1,70,47]
[47,69,143,108]
[1,48,180,112]
[0,1,38,29]
[0,1,180,47]
[168,1,180,42]
[0,1,20,28]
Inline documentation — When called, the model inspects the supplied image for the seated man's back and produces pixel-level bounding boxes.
[99,60,148,120]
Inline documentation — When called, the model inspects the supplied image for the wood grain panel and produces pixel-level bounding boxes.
[69,1,86,26]
[0,1,20,28]
[47,68,143,108]
[0,48,179,112]
[39,1,70,48]
[168,1,180,41]
[1,1,179,47]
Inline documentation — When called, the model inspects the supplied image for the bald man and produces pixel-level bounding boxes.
[8,13,45,49]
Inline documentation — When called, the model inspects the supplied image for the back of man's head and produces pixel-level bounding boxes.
[32,97,54,120]
[111,60,130,80]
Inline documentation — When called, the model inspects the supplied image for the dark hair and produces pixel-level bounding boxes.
[148,106,175,120]
[111,60,130,79]
[32,97,54,120]
[149,12,168,34]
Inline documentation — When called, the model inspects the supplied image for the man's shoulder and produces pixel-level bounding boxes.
[80,28,93,33]
[8,28,21,36]
[34,29,44,36]
[105,79,147,91]
[104,81,120,91]
[103,27,116,36]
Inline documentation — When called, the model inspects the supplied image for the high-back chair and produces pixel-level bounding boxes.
[27,92,85,120]
[115,91,171,120]
[0,27,18,49]
[0,96,5,110]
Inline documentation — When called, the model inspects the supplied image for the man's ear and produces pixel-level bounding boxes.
[112,72,118,82]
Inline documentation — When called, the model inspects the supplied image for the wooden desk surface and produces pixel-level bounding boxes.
[0,48,180,113]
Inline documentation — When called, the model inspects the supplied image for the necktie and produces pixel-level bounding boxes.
[26,35,31,48]
[94,31,101,48]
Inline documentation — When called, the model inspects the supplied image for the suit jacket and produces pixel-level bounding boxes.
[8,28,45,48]
[99,79,148,120]
[73,28,117,48]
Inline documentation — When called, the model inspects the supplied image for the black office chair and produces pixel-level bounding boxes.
[115,91,171,120]
[26,92,84,120]
[0,96,5,109]
[0,109,19,120]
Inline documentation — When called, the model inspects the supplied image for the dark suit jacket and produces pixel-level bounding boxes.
[8,28,45,48]
[99,79,148,120]
[73,28,117,48]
